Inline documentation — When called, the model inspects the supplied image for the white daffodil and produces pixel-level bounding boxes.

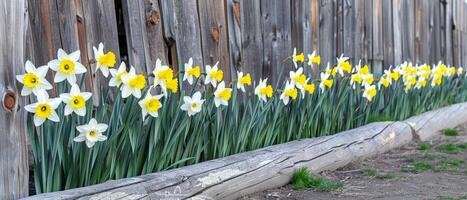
[16,60,52,96]
[319,71,333,93]
[292,48,305,69]
[73,118,108,148]
[204,62,223,87]
[48,49,87,84]
[183,58,201,85]
[335,54,351,77]
[152,59,173,94]
[280,81,298,105]
[236,71,252,92]
[213,81,231,107]
[307,51,320,66]
[93,43,116,77]
[121,66,146,98]
[24,91,61,126]
[457,67,463,76]
[254,78,273,102]
[109,62,128,87]
[59,84,92,116]
[289,67,306,90]
[138,93,163,119]
[363,84,377,102]
[180,91,204,116]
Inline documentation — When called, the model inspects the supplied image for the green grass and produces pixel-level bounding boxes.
[458,143,467,150]
[443,128,459,137]
[436,143,462,154]
[291,167,343,191]
[417,143,433,150]
[364,168,377,177]
[433,159,465,172]
[367,114,395,123]
[402,162,433,173]
[431,195,467,200]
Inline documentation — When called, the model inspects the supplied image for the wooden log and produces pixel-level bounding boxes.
[404,102,467,141]
[0,0,29,199]
[25,122,413,200]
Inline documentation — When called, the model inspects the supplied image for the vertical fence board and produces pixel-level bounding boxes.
[442,0,453,65]
[319,0,336,66]
[363,0,373,64]
[372,0,383,74]
[392,0,402,65]
[198,0,231,83]
[262,0,292,86]
[401,0,415,62]
[353,0,365,64]
[0,0,29,199]
[240,0,263,81]
[291,0,312,75]
[382,0,394,68]
[431,1,441,64]
[226,0,242,79]
[343,0,355,63]
[143,0,169,67]
[415,0,430,64]
[311,0,320,70]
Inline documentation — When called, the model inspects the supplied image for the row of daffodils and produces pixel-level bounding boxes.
[17,44,465,148]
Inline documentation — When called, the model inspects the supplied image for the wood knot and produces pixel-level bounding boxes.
[211,27,220,42]
[149,10,160,25]
[233,1,241,25]
[2,90,16,112]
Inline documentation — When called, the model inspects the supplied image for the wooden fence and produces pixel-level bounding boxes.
[1,0,467,199]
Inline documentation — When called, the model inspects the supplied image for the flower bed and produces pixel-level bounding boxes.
[17,45,467,194]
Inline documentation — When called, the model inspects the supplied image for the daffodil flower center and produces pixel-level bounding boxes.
[70,95,86,109]
[311,56,321,65]
[339,61,352,73]
[191,102,199,109]
[210,70,223,82]
[239,74,252,85]
[294,53,305,62]
[304,84,315,94]
[219,89,231,101]
[157,68,173,80]
[292,74,306,85]
[23,73,41,88]
[87,130,98,139]
[145,98,161,112]
[59,59,75,74]
[166,78,178,93]
[97,52,116,67]
[259,85,273,98]
[129,75,146,89]
[35,103,52,119]
[323,79,333,88]
[187,66,201,78]
[284,88,298,100]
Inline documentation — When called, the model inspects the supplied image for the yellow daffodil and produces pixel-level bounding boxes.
[301,79,315,97]
[319,71,333,93]
[457,67,463,76]
[292,48,305,68]
[237,71,252,92]
[48,49,87,84]
[121,66,146,98]
[180,91,205,116]
[307,51,320,66]
[336,54,351,76]
[24,91,61,126]
[214,81,232,107]
[362,74,374,85]
[59,84,91,116]
[73,118,108,148]
[109,62,128,87]
[183,58,201,85]
[254,78,273,102]
[16,60,53,96]
[138,93,163,119]
[378,76,391,89]
[363,84,377,102]
[205,62,223,87]
[166,77,178,93]
[93,43,116,77]
[414,77,427,89]
[152,59,173,94]
[289,67,307,90]
[280,81,298,105]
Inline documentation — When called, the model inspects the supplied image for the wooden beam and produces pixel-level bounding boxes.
[0,0,29,198]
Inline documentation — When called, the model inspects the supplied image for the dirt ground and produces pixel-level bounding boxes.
[241,125,467,200]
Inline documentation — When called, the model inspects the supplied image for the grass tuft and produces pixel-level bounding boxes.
[443,128,459,137]
[291,167,343,191]
[364,168,377,177]
[436,143,462,154]
[417,143,433,151]
[367,114,395,123]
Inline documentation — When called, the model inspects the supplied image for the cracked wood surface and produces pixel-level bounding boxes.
[23,102,467,200]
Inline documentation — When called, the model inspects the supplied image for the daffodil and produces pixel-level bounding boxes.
[289,67,306,90]
[16,61,52,96]
[414,77,427,89]
[307,51,320,66]
[280,81,298,105]
[93,43,116,77]
[109,62,128,87]
[166,77,178,93]
[319,71,333,93]
[336,54,351,76]
[324,63,337,77]
[60,84,91,116]
[121,66,146,98]
[24,91,61,126]
[362,84,377,102]
[138,93,163,118]
[236,71,252,92]
[292,48,305,68]
[431,71,443,87]
[73,118,108,148]
[378,76,391,89]
[152,59,173,93]
[457,67,463,76]
[213,81,231,107]
[254,78,273,102]
[362,74,374,85]
[205,62,223,87]
[183,58,201,85]
[180,91,204,116]
[48,49,87,84]
[301,79,315,97]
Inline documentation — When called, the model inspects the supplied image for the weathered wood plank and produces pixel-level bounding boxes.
[343,0,355,63]
[431,1,441,65]
[310,0,320,71]
[415,0,431,64]
[442,0,453,65]
[291,0,312,76]
[262,0,292,87]
[363,0,373,64]
[198,0,231,83]
[372,0,383,74]
[143,0,169,71]
[240,0,263,81]
[353,0,365,64]
[225,0,242,79]
[319,0,337,66]
[392,0,402,65]
[382,0,394,68]
[401,0,416,62]
[0,0,29,198]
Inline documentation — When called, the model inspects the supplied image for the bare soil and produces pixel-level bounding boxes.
[241,125,467,200]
